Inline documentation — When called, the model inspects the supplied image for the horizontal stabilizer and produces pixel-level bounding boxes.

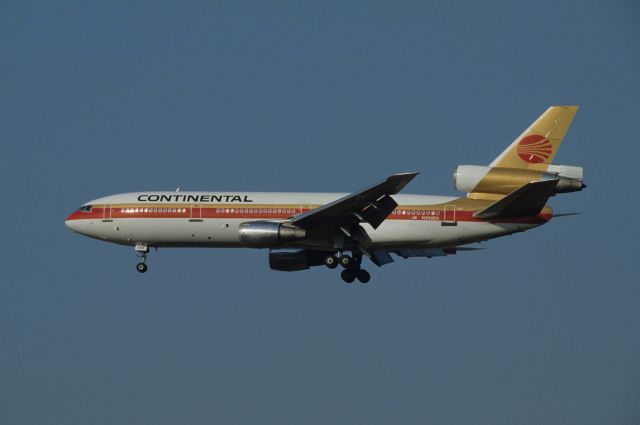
[474,180,558,220]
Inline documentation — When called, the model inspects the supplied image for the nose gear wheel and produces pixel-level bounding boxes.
[135,244,149,273]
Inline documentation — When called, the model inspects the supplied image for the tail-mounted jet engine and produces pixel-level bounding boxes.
[238,221,306,248]
[453,165,585,195]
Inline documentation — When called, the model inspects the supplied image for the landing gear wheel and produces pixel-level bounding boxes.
[324,255,338,269]
[341,269,356,284]
[356,269,370,283]
[136,262,148,273]
[339,255,353,268]
[134,244,149,274]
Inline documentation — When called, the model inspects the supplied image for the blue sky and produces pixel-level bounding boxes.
[1,1,639,424]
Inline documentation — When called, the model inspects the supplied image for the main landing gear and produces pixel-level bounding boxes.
[135,244,149,273]
[341,268,370,284]
[324,252,371,284]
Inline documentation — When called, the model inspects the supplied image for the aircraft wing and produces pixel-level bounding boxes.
[291,172,419,229]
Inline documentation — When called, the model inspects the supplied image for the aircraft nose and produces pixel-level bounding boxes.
[65,211,82,233]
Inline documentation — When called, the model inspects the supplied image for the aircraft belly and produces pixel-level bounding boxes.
[367,221,438,245]
[366,220,540,248]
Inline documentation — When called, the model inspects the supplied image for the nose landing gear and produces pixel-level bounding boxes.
[135,244,149,273]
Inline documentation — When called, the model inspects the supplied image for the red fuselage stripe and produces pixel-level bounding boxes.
[66,205,551,224]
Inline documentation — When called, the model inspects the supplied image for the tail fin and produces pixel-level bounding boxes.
[490,106,578,171]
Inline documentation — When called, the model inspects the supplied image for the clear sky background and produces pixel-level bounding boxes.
[1,1,639,424]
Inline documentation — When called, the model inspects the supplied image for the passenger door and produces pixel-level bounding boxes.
[442,204,457,226]
[190,204,203,222]
[102,204,112,222]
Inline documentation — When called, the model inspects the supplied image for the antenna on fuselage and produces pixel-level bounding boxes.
[176,188,180,192]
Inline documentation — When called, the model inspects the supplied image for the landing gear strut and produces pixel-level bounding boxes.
[135,243,149,273]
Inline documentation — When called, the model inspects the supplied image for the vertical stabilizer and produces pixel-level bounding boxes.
[490,106,578,171]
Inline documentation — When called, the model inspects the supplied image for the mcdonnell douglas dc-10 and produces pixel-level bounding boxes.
[66,106,585,283]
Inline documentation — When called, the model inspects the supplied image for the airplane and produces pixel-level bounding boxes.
[65,106,585,283]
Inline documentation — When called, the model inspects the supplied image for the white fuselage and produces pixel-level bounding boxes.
[65,191,549,251]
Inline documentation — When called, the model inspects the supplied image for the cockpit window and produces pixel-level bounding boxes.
[78,205,93,213]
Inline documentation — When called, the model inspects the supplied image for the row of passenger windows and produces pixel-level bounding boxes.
[214,208,296,214]
[119,207,297,214]
[391,209,440,216]
[121,208,187,214]
[116,207,437,216]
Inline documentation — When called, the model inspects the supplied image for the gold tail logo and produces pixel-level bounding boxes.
[516,135,553,163]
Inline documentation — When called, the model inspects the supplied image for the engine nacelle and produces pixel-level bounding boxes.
[268,249,325,272]
[453,165,494,192]
[238,221,306,248]
[453,165,584,195]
